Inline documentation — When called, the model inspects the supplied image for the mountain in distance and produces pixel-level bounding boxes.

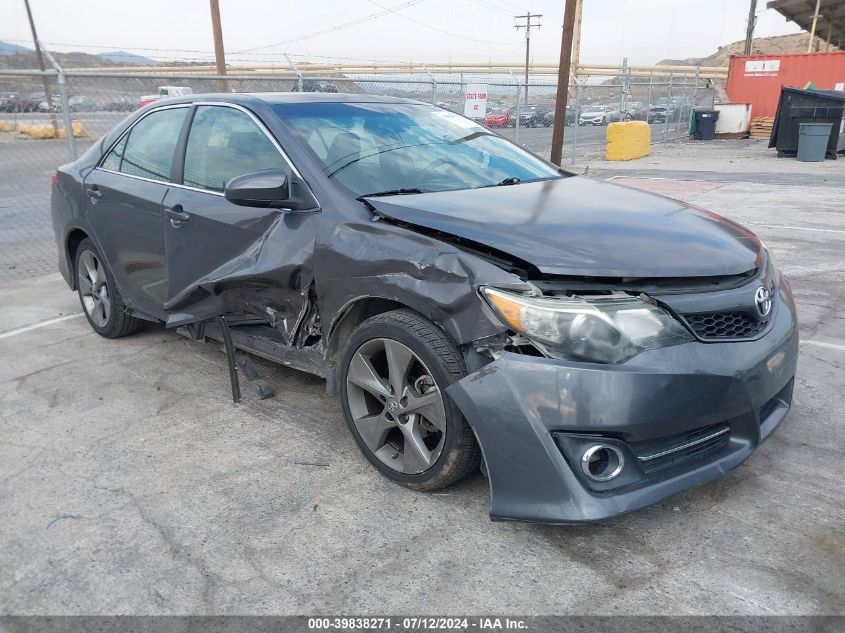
[0,40,32,55]
[99,50,156,66]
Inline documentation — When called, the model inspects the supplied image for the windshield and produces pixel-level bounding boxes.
[274,102,561,197]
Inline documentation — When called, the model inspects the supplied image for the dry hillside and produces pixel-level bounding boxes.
[659,32,840,67]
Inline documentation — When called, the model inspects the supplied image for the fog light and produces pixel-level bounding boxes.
[580,444,625,481]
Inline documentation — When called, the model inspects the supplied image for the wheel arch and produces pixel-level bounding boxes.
[323,295,455,397]
[65,227,90,290]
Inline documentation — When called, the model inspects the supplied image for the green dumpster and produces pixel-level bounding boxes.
[797,122,834,162]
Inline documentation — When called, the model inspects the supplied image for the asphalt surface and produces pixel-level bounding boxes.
[0,140,844,615]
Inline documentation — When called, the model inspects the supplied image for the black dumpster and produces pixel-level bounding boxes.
[692,109,719,140]
[769,87,845,160]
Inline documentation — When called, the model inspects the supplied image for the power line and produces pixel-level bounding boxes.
[233,0,426,53]
[467,0,513,17]
[0,37,424,63]
[368,0,515,45]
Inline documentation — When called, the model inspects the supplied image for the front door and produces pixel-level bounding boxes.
[85,106,189,319]
[161,104,318,340]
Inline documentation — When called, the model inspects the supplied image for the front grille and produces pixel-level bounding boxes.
[683,311,767,340]
[629,423,730,475]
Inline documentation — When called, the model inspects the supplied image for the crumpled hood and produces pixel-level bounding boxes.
[366,176,762,278]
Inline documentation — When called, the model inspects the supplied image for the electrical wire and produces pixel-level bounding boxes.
[367,0,516,45]
[466,0,514,17]
[233,0,426,53]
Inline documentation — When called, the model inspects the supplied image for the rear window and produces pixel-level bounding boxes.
[103,107,188,182]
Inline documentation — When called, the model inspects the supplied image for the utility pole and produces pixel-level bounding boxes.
[807,0,821,53]
[514,12,542,106]
[550,0,578,166]
[571,0,583,78]
[23,0,56,129]
[744,0,757,55]
[209,0,228,92]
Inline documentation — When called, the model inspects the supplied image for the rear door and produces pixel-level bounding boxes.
[84,105,189,319]
[161,103,319,333]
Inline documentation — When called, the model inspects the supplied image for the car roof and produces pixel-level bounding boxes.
[150,92,430,108]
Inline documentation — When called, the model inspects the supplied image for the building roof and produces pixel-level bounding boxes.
[767,0,845,49]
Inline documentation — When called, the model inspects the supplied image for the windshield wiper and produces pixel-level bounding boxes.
[498,177,522,186]
[357,188,430,199]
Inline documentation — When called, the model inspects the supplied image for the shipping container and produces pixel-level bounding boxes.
[727,51,845,118]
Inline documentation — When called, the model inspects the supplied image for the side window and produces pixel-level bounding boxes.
[118,107,187,182]
[183,106,290,193]
[101,135,127,171]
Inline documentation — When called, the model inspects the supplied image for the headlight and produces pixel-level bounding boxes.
[481,287,693,364]
[762,243,779,284]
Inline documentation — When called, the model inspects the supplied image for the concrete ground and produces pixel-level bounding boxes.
[1,139,844,615]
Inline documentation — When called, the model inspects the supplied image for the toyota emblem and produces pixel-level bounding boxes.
[755,286,772,319]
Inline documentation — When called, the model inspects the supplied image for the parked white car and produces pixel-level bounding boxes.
[578,105,612,126]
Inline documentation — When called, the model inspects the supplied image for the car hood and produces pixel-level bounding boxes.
[366,177,762,278]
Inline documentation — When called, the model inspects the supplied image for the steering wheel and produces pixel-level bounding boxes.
[417,157,467,187]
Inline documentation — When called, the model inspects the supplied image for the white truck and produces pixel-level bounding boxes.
[139,86,193,108]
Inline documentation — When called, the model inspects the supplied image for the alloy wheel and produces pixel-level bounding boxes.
[346,338,447,474]
[77,250,111,328]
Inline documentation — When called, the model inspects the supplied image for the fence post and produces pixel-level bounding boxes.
[43,50,76,160]
[570,82,580,165]
[692,64,700,107]
[620,57,629,115]
[663,72,673,142]
[284,54,303,92]
[510,71,521,142]
[423,65,437,103]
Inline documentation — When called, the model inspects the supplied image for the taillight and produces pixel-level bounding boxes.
[50,173,57,187]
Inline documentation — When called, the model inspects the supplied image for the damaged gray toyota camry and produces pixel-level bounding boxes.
[51,93,798,524]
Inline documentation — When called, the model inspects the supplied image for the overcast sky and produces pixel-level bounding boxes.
[4,0,801,65]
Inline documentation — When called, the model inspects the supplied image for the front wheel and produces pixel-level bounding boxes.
[75,238,144,338]
[340,310,481,491]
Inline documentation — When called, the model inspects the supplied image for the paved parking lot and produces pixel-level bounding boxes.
[1,141,844,615]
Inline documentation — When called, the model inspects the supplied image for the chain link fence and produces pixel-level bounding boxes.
[0,67,713,283]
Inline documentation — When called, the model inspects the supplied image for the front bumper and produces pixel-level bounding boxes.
[447,279,798,524]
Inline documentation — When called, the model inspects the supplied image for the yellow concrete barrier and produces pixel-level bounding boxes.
[56,121,87,139]
[605,121,651,161]
[17,122,32,135]
[25,124,57,139]
[0,120,14,133]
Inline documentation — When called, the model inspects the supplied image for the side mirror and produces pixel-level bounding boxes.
[224,169,319,211]
[224,169,290,208]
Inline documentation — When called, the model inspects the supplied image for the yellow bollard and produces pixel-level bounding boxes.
[56,121,87,139]
[605,121,651,161]
[26,124,57,139]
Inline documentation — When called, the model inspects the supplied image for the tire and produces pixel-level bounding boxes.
[339,309,482,491]
[75,238,144,338]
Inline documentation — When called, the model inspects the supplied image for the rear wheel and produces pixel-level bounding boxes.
[75,238,144,338]
[340,310,481,491]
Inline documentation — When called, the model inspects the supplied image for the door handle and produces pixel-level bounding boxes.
[164,205,190,226]
[85,186,101,203]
